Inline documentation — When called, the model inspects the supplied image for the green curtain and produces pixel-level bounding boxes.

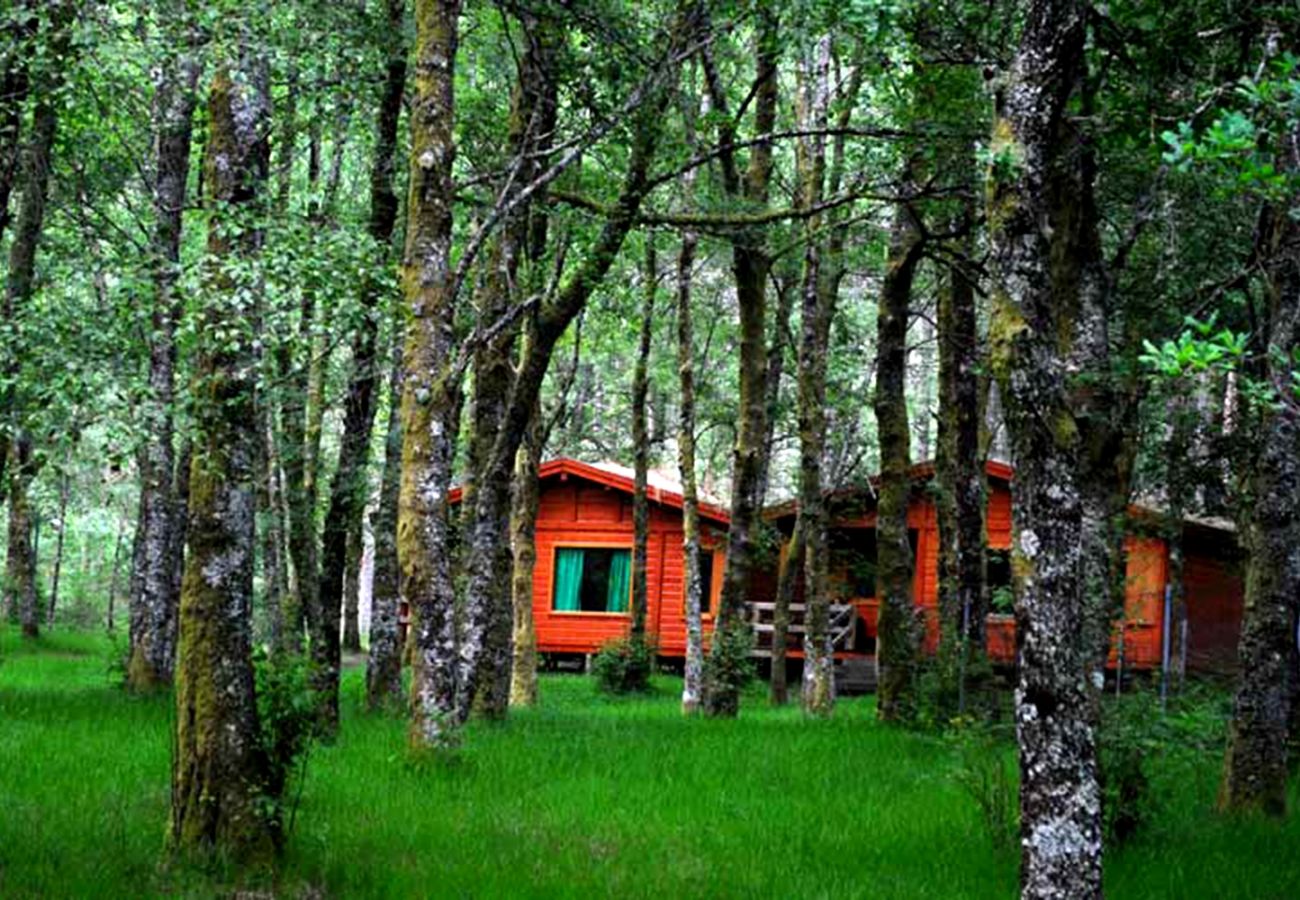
[605,550,631,613]
[553,548,585,611]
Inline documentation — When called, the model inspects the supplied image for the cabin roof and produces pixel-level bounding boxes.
[764,458,1237,540]
[450,457,732,525]
[763,459,1015,523]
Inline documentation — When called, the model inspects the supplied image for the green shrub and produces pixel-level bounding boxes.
[702,620,755,715]
[253,648,316,837]
[592,635,656,695]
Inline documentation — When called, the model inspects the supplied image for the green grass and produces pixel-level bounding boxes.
[1,628,1297,898]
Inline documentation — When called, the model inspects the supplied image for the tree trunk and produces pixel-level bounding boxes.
[170,57,277,861]
[342,519,365,653]
[6,439,38,637]
[317,0,406,723]
[452,22,686,725]
[401,0,465,751]
[107,519,125,632]
[45,467,68,626]
[985,1,1103,894]
[935,164,986,710]
[703,8,779,718]
[795,37,835,717]
[462,9,560,720]
[676,211,705,715]
[1219,147,1300,816]
[0,2,34,245]
[770,521,801,706]
[874,194,924,723]
[509,406,542,708]
[127,13,202,689]
[2,4,69,641]
[631,235,656,647]
[366,350,405,711]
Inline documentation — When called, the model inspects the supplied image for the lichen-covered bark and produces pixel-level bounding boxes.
[401,0,464,751]
[366,352,405,710]
[508,406,542,707]
[170,59,277,861]
[985,1,1103,895]
[1219,136,1300,816]
[677,214,705,715]
[127,11,202,689]
[874,195,924,723]
[631,236,657,645]
[703,8,779,718]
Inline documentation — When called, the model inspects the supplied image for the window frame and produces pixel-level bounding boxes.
[683,545,723,620]
[548,541,635,616]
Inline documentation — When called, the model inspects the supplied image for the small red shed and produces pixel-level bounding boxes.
[448,458,731,659]
[760,461,1246,674]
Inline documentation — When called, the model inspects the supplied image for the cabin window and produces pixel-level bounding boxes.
[552,547,631,613]
[698,549,716,615]
[987,549,1013,613]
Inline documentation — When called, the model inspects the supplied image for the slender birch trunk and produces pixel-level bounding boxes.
[366,348,405,710]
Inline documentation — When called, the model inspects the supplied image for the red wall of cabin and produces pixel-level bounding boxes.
[531,477,724,657]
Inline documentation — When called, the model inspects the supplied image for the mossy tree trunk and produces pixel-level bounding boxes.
[873,193,924,723]
[703,6,779,718]
[170,57,278,862]
[985,1,1105,895]
[401,0,465,751]
[1219,128,1300,816]
[127,6,202,689]
[508,404,542,707]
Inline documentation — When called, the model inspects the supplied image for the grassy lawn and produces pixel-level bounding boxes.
[1,628,1297,898]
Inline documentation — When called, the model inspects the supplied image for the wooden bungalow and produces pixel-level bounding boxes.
[758,460,1246,677]
[441,458,731,660]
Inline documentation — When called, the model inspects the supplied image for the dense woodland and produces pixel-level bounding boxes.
[0,0,1298,896]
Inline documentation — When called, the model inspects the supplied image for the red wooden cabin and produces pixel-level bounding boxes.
[759,461,1246,675]
[439,458,730,659]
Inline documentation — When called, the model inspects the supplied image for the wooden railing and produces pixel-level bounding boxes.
[746,601,857,658]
